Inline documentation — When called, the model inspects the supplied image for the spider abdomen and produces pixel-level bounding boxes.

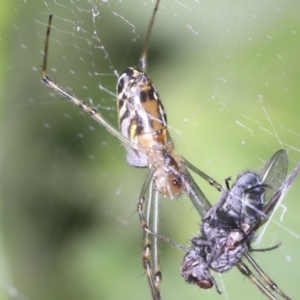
[117,67,172,167]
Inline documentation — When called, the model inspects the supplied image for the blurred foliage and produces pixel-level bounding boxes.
[0,1,300,300]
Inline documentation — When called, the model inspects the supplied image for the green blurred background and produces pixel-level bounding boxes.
[1,0,300,300]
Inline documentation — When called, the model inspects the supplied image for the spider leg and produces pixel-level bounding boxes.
[236,260,277,300]
[244,252,291,300]
[139,0,161,72]
[41,15,146,154]
[184,170,213,218]
[137,168,161,300]
[150,188,163,290]
[184,158,223,192]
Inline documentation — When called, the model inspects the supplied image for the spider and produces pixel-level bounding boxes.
[41,1,222,299]
[146,149,300,300]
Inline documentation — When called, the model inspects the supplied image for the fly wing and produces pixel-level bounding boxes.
[253,150,300,230]
[259,149,288,211]
[261,161,300,222]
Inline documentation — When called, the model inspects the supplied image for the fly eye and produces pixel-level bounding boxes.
[196,279,213,289]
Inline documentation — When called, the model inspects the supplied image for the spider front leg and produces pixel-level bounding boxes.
[41,15,144,153]
[236,260,278,300]
[137,168,162,300]
[243,252,291,300]
[184,169,220,219]
[184,158,223,193]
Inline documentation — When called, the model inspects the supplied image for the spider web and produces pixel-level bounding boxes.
[1,0,300,299]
